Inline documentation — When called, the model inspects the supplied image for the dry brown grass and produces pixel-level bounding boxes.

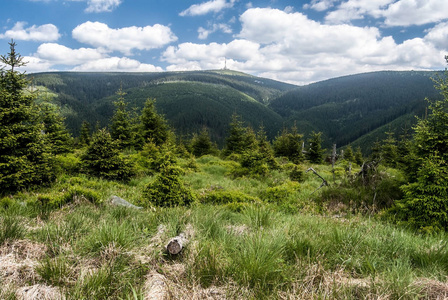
[143,264,243,300]
[0,240,47,288]
[413,278,448,300]
[15,284,64,300]
[276,263,377,299]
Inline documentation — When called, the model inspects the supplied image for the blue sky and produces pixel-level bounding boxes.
[1,0,447,85]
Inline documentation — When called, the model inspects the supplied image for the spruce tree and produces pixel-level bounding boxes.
[306,131,325,164]
[273,124,304,163]
[354,146,363,165]
[80,128,135,181]
[224,113,248,155]
[380,131,399,167]
[41,102,72,154]
[110,86,133,149]
[143,164,195,207]
[191,127,214,157]
[79,121,91,146]
[140,98,169,146]
[0,41,55,193]
[256,124,278,169]
[344,145,355,162]
[393,56,448,232]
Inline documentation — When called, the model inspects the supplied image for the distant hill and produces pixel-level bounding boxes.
[268,71,443,152]
[29,70,444,152]
[30,71,294,143]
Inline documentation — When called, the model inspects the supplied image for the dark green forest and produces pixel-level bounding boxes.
[29,69,442,152]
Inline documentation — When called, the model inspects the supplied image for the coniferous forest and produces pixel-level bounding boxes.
[2,41,448,299]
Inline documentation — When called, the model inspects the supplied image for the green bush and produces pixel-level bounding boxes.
[260,182,301,203]
[223,202,251,212]
[289,165,305,182]
[318,170,404,214]
[38,186,101,209]
[142,165,195,207]
[55,153,81,174]
[81,129,136,182]
[200,189,260,205]
[0,197,15,209]
[229,151,269,178]
[390,155,448,233]
[140,141,177,172]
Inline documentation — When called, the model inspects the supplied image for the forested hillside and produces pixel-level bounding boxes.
[269,71,443,151]
[30,70,294,143]
[30,70,442,150]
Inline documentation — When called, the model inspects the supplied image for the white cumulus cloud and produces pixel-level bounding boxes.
[72,57,163,72]
[382,0,448,26]
[303,0,338,12]
[180,0,236,16]
[324,0,448,26]
[35,43,104,65]
[198,23,232,39]
[0,22,60,42]
[28,0,122,13]
[425,22,448,49]
[16,56,55,73]
[85,0,122,13]
[163,7,447,85]
[72,21,177,55]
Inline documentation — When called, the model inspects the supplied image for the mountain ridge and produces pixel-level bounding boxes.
[29,69,444,151]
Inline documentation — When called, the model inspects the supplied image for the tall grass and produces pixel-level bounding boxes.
[2,155,448,298]
[0,214,26,245]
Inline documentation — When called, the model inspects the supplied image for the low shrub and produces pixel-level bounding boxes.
[289,165,305,182]
[260,181,301,204]
[201,189,260,205]
[0,197,15,209]
[55,153,81,174]
[80,129,136,182]
[38,186,101,209]
[142,165,195,207]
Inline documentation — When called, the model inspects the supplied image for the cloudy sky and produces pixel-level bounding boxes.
[1,0,447,85]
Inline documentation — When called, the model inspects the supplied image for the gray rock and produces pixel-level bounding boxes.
[110,195,143,209]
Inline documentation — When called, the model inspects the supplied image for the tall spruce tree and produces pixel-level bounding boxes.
[191,127,214,157]
[273,124,304,163]
[79,121,91,147]
[140,98,169,146]
[224,113,248,155]
[110,86,133,149]
[393,56,448,232]
[80,128,135,181]
[256,124,278,169]
[0,41,54,193]
[41,102,72,154]
[380,131,399,167]
[306,131,325,164]
[224,113,257,155]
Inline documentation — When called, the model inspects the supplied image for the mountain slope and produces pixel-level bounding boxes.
[269,71,442,148]
[30,70,293,141]
[30,70,444,151]
[93,81,284,142]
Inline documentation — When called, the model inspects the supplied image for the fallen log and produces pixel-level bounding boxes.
[165,233,187,255]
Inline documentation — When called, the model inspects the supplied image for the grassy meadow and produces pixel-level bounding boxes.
[1,155,448,299]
